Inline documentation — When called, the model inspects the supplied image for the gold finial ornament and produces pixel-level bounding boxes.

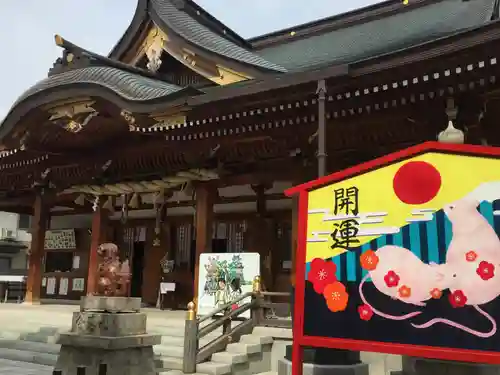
[187,301,196,320]
[253,275,261,293]
[54,34,64,46]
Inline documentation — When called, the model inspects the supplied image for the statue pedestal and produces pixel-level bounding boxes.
[54,296,161,375]
[390,356,500,375]
[278,345,369,375]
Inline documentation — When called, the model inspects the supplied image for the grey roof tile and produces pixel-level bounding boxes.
[150,0,287,73]
[13,66,186,107]
[257,0,498,71]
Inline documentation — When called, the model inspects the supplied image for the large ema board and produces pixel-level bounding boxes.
[285,142,500,371]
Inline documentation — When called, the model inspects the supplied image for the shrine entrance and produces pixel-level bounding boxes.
[130,241,145,298]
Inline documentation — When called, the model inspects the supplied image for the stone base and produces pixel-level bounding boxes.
[278,357,369,375]
[58,332,160,350]
[80,296,141,313]
[285,345,361,365]
[400,357,500,375]
[55,345,156,375]
[71,311,147,336]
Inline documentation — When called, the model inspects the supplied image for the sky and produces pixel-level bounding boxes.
[0,0,379,120]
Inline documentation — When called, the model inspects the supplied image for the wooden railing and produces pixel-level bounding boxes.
[182,276,291,374]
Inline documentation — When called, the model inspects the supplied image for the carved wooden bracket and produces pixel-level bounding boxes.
[44,99,98,133]
[120,109,137,131]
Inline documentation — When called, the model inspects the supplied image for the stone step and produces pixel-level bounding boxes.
[226,342,262,355]
[155,356,232,375]
[0,339,60,355]
[251,326,291,339]
[0,358,54,375]
[19,332,59,344]
[197,360,232,375]
[0,348,58,367]
[37,326,64,335]
[210,351,248,365]
[154,345,184,358]
[240,334,273,346]
[157,370,207,375]
[155,356,183,371]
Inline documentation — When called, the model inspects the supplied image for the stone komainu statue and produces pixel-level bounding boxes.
[96,243,131,297]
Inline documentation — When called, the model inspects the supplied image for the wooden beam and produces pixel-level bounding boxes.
[25,193,48,304]
[193,183,217,306]
[50,193,288,216]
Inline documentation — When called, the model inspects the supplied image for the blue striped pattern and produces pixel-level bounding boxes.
[305,200,499,282]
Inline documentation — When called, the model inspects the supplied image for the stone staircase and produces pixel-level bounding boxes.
[0,321,275,375]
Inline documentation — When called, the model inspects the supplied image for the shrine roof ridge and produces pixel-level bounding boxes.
[109,0,287,73]
[285,142,500,197]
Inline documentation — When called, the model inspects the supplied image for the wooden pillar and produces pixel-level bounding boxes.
[86,206,109,296]
[25,193,48,304]
[290,195,299,288]
[317,79,327,177]
[193,183,216,304]
[142,221,171,305]
[251,184,273,290]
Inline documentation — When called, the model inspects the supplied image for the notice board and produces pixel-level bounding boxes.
[285,142,500,369]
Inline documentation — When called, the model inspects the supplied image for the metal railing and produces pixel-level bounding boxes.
[182,276,291,373]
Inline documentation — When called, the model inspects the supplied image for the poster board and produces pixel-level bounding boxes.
[197,252,260,318]
[44,229,76,250]
[285,142,500,367]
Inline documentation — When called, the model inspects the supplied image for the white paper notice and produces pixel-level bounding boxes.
[46,277,56,295]
[72,255,80,270]
[160,282,176,294]
[59,278,69,295]
[72,278,85,292]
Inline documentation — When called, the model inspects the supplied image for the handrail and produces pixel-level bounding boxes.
[261,291,290,297]
[183,275,292,374]
[198,300,254,338]
[197,291,253,324]
[196,319,254,363]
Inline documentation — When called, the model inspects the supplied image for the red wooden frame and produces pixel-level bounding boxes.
[284,141,500,375]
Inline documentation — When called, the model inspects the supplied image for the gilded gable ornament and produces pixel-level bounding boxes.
[146,36,164,73]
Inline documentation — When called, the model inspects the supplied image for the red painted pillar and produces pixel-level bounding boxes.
[25,193,48,304]
[86,206,109,296]
[193,183,216,305]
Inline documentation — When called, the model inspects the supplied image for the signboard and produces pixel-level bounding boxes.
[197,252,260,318]
[44,229,76,250]
[285,142,500,368]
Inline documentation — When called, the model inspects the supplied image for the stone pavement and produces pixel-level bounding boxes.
[0,303,402,375]
[0,358,52,374]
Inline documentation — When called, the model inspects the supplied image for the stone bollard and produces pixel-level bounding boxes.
[53,296,161,375]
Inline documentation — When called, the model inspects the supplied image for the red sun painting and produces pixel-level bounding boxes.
[393,161,442,204]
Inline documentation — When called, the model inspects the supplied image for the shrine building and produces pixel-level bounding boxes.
[0,0,498,307]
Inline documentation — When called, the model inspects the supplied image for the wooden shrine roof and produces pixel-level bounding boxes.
[253,0,499,71]
[0,0,499,202]
[111,0,499,73]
